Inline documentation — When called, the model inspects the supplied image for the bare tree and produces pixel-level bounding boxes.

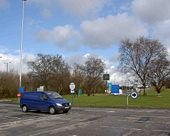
[49,56,71,94]
[119,37,168,95]
[72,64,86,94]
[28,54,53,90]
[148,54,170,94]
[79,57,105,96]
[0,72,18,98]
[165,77,170,88]
[27,54,70,93]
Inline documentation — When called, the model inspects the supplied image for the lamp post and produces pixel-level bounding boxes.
[4,62,11,73]
[20,0,27,87]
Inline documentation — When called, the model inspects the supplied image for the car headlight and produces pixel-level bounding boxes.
[56,103,62,107]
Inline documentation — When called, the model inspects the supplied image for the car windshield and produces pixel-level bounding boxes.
[46,92,63,99]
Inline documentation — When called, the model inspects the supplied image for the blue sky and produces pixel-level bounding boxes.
[0,0,170,84]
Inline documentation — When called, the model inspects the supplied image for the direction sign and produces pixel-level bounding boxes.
[103,74,110,80]
[131,92,138,99]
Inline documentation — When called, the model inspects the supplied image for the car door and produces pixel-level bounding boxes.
[38,92,49,112]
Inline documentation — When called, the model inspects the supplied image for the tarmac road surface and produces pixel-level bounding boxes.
[0,103,170,136]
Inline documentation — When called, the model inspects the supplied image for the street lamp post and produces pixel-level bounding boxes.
[20,0,27,87]
[4,62,11,73]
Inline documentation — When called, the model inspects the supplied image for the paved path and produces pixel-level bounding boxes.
[0,103,170,136]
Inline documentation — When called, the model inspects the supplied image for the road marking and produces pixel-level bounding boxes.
[107,111,115,113]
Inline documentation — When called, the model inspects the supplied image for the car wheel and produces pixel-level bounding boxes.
[49,106,56,114]
[22,105,28,112]
[63,110,69,113]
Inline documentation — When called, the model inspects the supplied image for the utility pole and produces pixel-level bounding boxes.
[20,0,27,87]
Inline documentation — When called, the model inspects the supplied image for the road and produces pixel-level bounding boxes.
[0,103,170,136]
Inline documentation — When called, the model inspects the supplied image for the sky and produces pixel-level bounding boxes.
[0,0,170,85]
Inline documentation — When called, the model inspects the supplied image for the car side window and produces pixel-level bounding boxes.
[40,93,48,100]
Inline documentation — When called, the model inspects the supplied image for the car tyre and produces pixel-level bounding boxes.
[63,110,69,113]
[49,106,56,114]
[22,105,28,112]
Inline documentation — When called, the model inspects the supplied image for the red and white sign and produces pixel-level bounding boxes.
[17,93,21,97]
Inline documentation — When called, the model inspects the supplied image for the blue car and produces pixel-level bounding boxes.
[20,91,71,114]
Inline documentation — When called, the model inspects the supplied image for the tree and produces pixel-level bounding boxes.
[27,54,53,90]
[0,72,18,98]
[119,37,168,95]
[49,56,71,94]
[165,77,170,88]
[72,64,86,94]
[27,54,70,93]
[77,57,105,96]
[148,54,170,94]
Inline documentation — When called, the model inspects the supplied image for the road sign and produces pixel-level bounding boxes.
[103,74,110,80]
[19,87,25,93]
[17,93,21,97]
[69,82,75,93]
[131,92,138,99]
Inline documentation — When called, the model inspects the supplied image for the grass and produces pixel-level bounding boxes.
[64,89,170,109]
[3,89,170,109]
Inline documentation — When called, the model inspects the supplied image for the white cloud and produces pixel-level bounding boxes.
[65,54,89,67]
[0,52,35,73]
[153,20,170,43]
[27,0,55,18]
[104,58,129,85]
[37,25,80,51]
[0,0,9,10]
[28,0,110,18]
[80,13,147,48]
[83,53,90,58]
[57,0,110,17]
[152,20,170,59]
[37,13,147,50]
[132,0,170,24]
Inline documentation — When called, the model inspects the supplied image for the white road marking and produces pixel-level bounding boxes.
[107,111,115,113]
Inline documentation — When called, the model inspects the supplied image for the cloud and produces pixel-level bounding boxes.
[153,20,170,43]
[36,13,147,50]
[80,13,147,48]
[28,0,110,18]
[37,25,80,51]
[0,51,35,73]
[132,0,170,24]
[27,0,55,18]
[57,0,110,17]
[65,54,89,67]
[152,20,170,59]
[66,53,126,84]
[0,0,9,10]
[0,49,130,85]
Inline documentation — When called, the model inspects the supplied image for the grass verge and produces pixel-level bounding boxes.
[64,89,170,109]
[2,89,170,109]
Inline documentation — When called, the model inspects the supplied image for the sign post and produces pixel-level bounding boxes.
[69,82,75,104]
[127,91,138,106]
[103,74,110,92]
[127,94,130,106]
